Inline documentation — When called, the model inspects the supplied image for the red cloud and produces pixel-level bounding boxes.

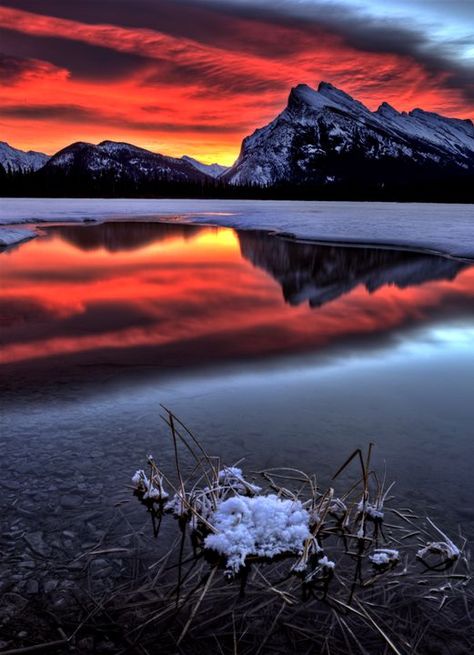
[0,5,472,163]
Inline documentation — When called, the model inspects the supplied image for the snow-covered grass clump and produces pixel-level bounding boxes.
[205,495,310,573]
[132,409,463,584]
[416,517,461,564]
[128,409,469,653]
[131,454,169,502]
[217,466,262,496]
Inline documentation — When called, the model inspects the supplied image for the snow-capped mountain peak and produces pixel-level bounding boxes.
[181,155,229,178]
[224,81,474,187]
[287,84,335,113]
[317,81,370,114]
[375,102,401,120]
[41,139,211,185]
[0,141,49,172]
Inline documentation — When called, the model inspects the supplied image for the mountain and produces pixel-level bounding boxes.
[0,141,49,172]
[3,83,474,199]
[42,140,210,185]
[181,155,228,178]
[238,231,468,309]
[224,82,474,191]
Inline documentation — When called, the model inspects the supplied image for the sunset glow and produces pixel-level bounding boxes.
[1,1,473,163]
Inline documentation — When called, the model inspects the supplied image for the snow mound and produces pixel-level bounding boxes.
[205,494,310,572]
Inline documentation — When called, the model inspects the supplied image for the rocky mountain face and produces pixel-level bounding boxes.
[42,140,210,185]
[224,82,474,189]
[0,141,49,172]
[238,231,468,308]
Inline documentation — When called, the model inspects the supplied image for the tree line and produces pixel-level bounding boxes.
[0,163,472,203]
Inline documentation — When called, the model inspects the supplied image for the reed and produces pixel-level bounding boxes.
[121,407,472,654]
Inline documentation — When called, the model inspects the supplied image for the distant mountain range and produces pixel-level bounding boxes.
[42,140,212,185]
[181,156,228,178]
[0,141,49,173]
[2,82,473,200]
[0,140,228,183]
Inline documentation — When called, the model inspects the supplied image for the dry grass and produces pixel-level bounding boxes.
[114,407,472,655]
[5,408,470,654]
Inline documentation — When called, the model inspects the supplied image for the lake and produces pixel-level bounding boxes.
[1,217,473,643]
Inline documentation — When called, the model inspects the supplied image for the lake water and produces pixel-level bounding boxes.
[1,219,474,618]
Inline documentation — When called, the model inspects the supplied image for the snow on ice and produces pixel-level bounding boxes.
[0,198,473,258]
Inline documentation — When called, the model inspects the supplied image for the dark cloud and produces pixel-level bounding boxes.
[1,0,473,103]
[0,103,245,134]
[0,1,319,62]
[0,1,249,44]
[141,61,288,96]
[0,51,62,84]
[0,104,99,120]
[0,27,152,81]
[192,0,474,102]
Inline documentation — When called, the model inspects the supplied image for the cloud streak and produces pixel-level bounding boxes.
[195,0,474,102]
[0,1,472,162]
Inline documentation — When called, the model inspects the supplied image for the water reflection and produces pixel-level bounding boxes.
[1,221,473,383]
[239,231,468,307]
[51,222,203,253]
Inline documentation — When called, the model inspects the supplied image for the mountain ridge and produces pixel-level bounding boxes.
[223,81,474,186]
[2,81,473,200]
[42,140,210,185]
[181,156,228,178]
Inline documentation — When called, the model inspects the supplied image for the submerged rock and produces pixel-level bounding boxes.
[24,532,51,558]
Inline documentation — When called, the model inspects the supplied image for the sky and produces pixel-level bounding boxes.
[0,0,473,164]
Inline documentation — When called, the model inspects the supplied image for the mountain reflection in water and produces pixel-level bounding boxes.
[54,221,203,253]
[239,231,468,308]
[1,221,473,390]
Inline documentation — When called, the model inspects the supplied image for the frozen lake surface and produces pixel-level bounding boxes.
[1,198,473,258]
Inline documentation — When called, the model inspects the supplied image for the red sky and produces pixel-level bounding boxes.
[1,1,473,165]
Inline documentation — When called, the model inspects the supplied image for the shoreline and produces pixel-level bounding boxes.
[1,198,474,262]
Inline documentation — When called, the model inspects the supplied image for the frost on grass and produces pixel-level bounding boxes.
[129,412,470,653]
[204,495,310,573]
[131,454,168,502]
[131,411,465,594]
[416,518,461,566]
[218,466,262,496]
[369,549,400,568]
[357,500,384,521]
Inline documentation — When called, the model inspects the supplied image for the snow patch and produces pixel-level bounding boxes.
[0,226,37,247]
[205,494,310,573]
[369,549,400,567]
